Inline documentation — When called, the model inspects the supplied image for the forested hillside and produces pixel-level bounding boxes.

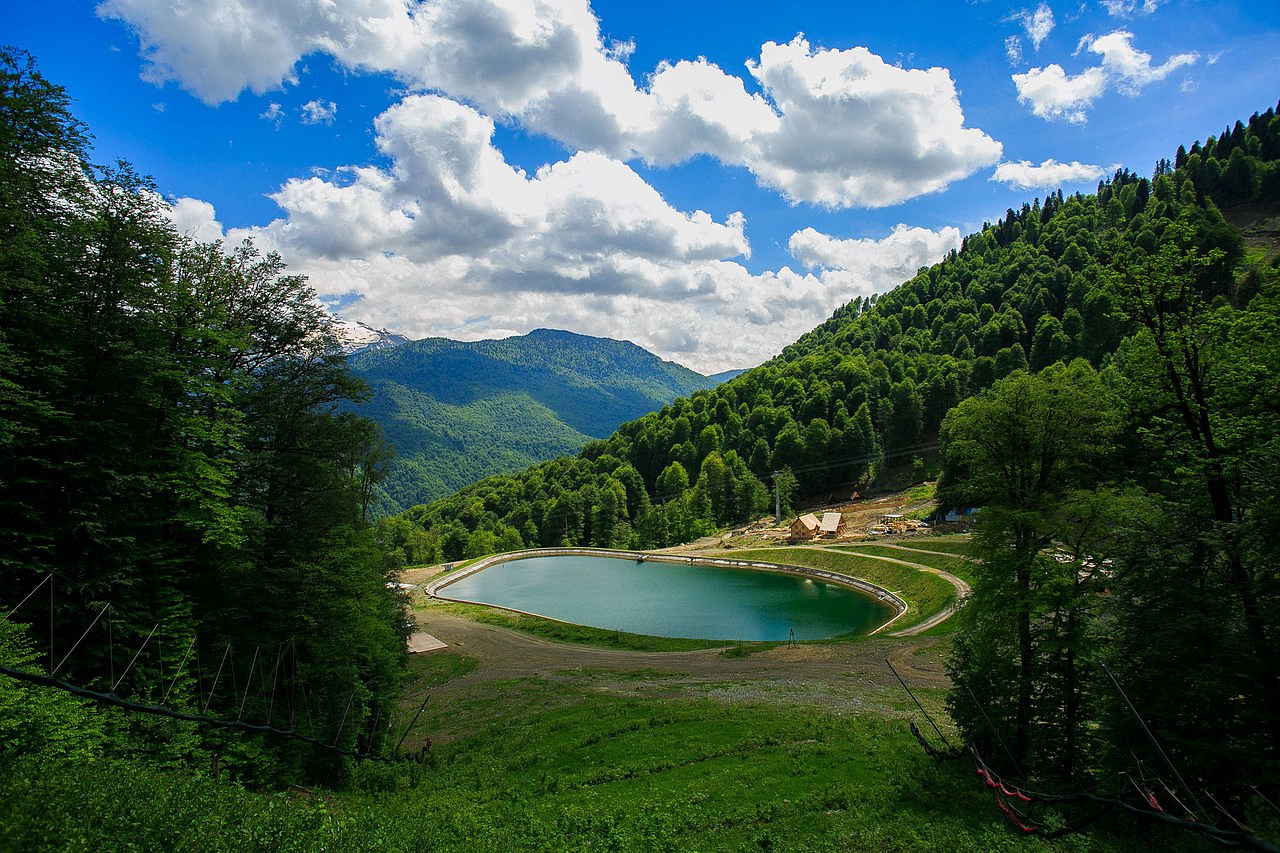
[381,104,1280,563]
[0,49,405,786]
[350,328,728,513]
[383,101,1280,819]
[3,39,1278,842]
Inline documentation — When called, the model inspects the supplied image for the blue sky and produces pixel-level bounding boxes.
[8,0,1279,372]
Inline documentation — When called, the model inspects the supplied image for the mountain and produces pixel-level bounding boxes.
[382,107,1280,814]
[392,103,1280,560]
[706,368,748,384]
[328,315,411,353]
[350,328,732,512]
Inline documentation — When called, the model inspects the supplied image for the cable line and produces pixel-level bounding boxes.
[0,664,421,764]
[113,622,159,692]
[51,604,109,677]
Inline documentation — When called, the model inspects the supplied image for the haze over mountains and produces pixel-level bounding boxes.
[347,328,740,512]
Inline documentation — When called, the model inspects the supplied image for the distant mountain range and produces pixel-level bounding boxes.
[347,328,738,513]
[329,316,411,353]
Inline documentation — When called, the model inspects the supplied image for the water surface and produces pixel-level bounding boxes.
[440,554,894,641]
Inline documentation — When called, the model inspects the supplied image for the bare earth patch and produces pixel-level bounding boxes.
[407,603,951,745]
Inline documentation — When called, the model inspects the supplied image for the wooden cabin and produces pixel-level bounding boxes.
[818,511,845,538]
[789,513,821,540]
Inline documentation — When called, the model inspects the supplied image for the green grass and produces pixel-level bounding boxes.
[723,548,957,633]
[902,481,938,504]
[834,545,976,584]
[430,601,731,652]
[902,538,974,555]
[403,652,480,694]
[0,679,1181,851]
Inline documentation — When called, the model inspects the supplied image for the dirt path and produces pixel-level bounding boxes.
[855,542,978,562]
[408,603,951,742]
[401,543,957,746]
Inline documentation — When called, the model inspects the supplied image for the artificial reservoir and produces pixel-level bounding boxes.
[434,553,898,641]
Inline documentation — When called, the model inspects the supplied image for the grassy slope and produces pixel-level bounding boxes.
[435,601,730,652]
[725,548,958,633]
[835,544,976,584]
[883,539,975,556]
[1,674,1156,852]
[4,658,1196,852]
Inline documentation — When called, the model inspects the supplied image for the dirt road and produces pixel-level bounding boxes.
[408,602,951,745]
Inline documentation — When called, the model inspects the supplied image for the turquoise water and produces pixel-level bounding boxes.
[440,554,895,641]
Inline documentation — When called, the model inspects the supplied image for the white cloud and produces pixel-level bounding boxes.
[196,94,955,371]
[1013,28,1194,123]
[97,0,326,102]
[260,102,284,129]
[1081,30,1196,94]
[742,36,1002,208]
[167,196,227,243]
[1015,3,1055,50]
[229,95,798,371]
[1012,64,1107,122]
[1006,35,1024,65]
[992,158,1107,189]
[99,0,1001,367]
[99,1,999,209]
[788,224,961,285]
[300,99,337,125]
[1100,0,1164,17]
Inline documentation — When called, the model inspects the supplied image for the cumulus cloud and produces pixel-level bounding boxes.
[788,224,962,285]
[230,95,788,370]
[742,37,1002,207]
[99,0,1001,367]
[1014,28,1194,122]
[185,94,953,371]
[300,99,337,125]
[167,196,227,243]
[1080,30,1197,94]
[992,158,1107,189]
[99,0,998,209]
[1012,64,1107,122]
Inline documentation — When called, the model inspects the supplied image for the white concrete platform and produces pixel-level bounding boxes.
[408,631,447,653]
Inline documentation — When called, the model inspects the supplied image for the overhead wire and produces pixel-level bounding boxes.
[890,668,1280,851]
[51,604,109,677]
[0,663,422,764]
[4,578,419,766]
[113,621,159,692]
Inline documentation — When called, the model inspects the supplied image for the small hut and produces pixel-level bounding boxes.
[819,511,845,538]
[789,513,821,540]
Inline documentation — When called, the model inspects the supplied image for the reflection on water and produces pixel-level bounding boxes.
[441,554,894,641]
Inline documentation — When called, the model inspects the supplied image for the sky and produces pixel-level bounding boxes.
[8,1,1279,373]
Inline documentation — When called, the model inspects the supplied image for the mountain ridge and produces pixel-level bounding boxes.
[350,328,736,512]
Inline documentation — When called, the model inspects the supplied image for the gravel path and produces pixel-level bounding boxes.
[407,603,951,745]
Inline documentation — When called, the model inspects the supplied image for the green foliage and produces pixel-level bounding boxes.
[350,330,726,513]
[392,102,1280,577]
[0,687,1158,852]
[0,50,406,787]
[0,620,106,765]
[938,165,1280,805]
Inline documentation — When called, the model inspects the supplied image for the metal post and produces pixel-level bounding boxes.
[773,471,781,524]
